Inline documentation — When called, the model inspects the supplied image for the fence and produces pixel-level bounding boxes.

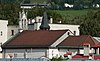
[0,58,50,61]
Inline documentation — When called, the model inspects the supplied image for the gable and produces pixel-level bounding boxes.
[58,35,98,48]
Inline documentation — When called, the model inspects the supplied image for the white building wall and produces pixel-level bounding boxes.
[35,16,43,23]
[5,49,47,58]
[50,24,80,35]
[5,48,61,59]
[59,49,78,58]
[7,25,19,40]
[59,49,68,58]
[33,23,80,35]
[0,20,8,44]
[51,31,73,47]
[47,49,60,59]
[26,49,46,58]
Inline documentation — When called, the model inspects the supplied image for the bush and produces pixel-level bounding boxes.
[50,56,63,61]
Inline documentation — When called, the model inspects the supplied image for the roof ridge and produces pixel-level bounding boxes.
[80,35,89,46]
[89,35,98,45]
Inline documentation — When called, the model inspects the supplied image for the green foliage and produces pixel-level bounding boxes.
[0,4,20,25]
[48,10,63,23]
[54,9,100,37]
[0,0,23,4]
[80,10,100,37]
[27,7,63,23]
[54,10,88,24]
[50,56,63,61]
[30,0,48,4]
[24,0,30,4]
[27,7,45,19]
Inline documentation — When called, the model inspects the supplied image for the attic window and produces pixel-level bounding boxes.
[67,32,70,35]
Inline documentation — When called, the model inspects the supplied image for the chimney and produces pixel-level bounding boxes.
[67,51,72,59]
[83,43,90,56]
[50,16,53,24]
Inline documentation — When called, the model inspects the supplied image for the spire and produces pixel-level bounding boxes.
[40,11,50,30]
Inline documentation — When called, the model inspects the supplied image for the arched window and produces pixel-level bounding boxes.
[67,32,70,35]
[11,30,14,36]
[74,31,76,35]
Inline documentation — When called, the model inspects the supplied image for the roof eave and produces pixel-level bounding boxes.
[58,46,83,49]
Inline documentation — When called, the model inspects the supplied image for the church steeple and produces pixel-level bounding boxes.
[19,9,28,30]
[40,11,50,30]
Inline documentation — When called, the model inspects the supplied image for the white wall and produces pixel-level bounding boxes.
[59,49,68,58]
[0,20,8,44]
[47,49,60,59]
[50,24,80,35]
[5,48,60,59]
[51,31,73,47]
[7,25,19,40]
[4,49,47,58]
[33,23,80,35]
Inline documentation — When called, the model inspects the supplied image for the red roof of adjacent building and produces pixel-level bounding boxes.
[73,54,100,60]
[67,51,72,55]
[2,30,67,49]
[58,35,98,48]
[92,42,100,47]
[72,54,89,59]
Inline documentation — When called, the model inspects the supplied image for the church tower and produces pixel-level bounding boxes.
[40,11,50,30]
[19,10,28,31]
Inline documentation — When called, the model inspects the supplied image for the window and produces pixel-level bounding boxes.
[24,19,26,26]
[22,19,23,28]
[38,19,41,23]
[11,30,14,36]
[14,53,17,58]
[67,32,70,35]
[74,31,76,35]
[0,31,2,36]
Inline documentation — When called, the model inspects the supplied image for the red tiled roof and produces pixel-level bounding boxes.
[83,43,90,46]
[92,42,100,47]
[58,35,98,47]
[89,53,93,56]
[94,56,100,60]
[73,54,100,60]
[72,54,89,59]
[3,30,67,49]
[67,51,72,55]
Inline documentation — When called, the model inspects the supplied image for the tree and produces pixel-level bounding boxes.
[0,4,20,25]
[80,10,100,37]
[48,10,63,23]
